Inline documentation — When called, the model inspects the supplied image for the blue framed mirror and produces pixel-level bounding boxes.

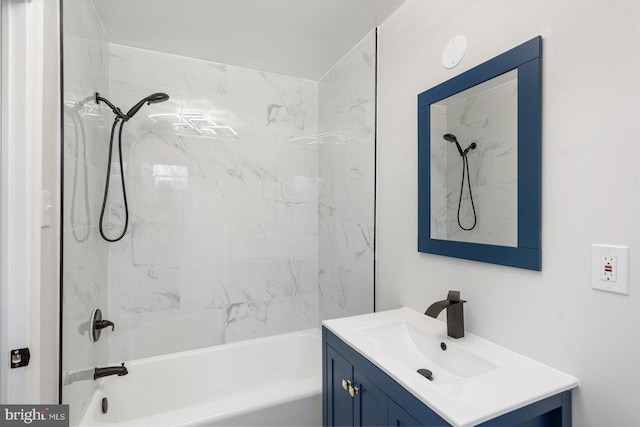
[418,36,541,270]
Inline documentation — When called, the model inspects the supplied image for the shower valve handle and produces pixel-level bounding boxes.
[95,319,115,332]
[90,308,115,342]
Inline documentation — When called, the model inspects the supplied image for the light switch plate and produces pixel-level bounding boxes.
[592,244,630,295]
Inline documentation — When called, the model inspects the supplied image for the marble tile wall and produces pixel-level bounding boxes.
[61,0,112,424]
[62,3,376,401]
[430,105,448,240]
[431,71,518,247]
[318,30,376,321]
[105,44,319,361]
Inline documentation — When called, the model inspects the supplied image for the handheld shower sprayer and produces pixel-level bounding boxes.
[443,133,477,157]
[125,93,170,120]
[443,133,465,157]
[95,92,170,242]
[95,92,169,122]
[443,133,477,231]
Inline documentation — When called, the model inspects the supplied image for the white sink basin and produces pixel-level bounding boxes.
[357,321,497,383]
[323,307,579,427]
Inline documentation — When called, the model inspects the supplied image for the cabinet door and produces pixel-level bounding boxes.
[354,368,389,427]
[388,399,422,427]
[326,345,354,426]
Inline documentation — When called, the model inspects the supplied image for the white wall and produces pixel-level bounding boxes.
[1,0,61,404]
[39,0,61,403]
[377,1,640,426]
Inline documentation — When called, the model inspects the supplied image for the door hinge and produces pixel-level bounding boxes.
[10,348,30,368]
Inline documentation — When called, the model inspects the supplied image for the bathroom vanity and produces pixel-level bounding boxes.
[322,308,578,426]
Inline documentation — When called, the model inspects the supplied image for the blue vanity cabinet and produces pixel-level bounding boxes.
[325,344,389,426]
[326,345,355,426]
[323,326,572,427]
[354,368,389,426]
[324,327,448,426]
[389,400,421,426]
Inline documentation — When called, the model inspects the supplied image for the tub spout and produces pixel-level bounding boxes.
[425,290,466,339]
[94,363,128,380]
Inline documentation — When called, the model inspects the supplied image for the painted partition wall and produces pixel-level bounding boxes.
[318,30,376,320]
[377,1,640,427]
[61,0,111,422]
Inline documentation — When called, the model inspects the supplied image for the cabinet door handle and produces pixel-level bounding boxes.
[342,379,350,391]
[349,383,359,397]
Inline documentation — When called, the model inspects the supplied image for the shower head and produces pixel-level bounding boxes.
[443,133,458,143]
[443,133,465,157]
[125,93,170,120]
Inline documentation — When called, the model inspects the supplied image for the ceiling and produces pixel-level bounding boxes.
[93,0,406,81]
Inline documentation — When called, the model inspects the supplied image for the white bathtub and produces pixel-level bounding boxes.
[79,329,322,426]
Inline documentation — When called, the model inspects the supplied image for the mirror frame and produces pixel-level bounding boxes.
[417,36,542,270]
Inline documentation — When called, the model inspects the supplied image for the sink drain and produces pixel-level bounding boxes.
[417,368,434,381]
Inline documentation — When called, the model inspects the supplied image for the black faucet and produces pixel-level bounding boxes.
[425,290,466,339]
[94,363,128,380]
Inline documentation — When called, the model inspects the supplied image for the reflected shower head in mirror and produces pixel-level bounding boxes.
[126,93,170,119]
[443,133,464,157]
[443,133,457,143]
[443,133,477,157]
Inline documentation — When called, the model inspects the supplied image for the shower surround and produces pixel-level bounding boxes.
[318,32,376,319]
[106,44,320,361]
[62,0,111,422]
[61,1,376,422]
[430,72,518,247]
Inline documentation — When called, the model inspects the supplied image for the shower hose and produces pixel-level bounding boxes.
[99,116,129,242]
[457,154,477,231]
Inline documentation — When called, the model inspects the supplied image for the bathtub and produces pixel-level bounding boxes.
[79,329,322,426]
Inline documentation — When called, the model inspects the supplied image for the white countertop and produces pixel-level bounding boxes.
[323,307,579,427]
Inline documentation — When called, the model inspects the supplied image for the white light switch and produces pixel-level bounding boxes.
[592,244,629,295]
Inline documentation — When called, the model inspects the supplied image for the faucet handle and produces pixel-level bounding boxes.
[447,290,465,303]
[95,320,115,331]
[90,308,115,342]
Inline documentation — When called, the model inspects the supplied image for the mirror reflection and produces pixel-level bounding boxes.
[430,69,518,247]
